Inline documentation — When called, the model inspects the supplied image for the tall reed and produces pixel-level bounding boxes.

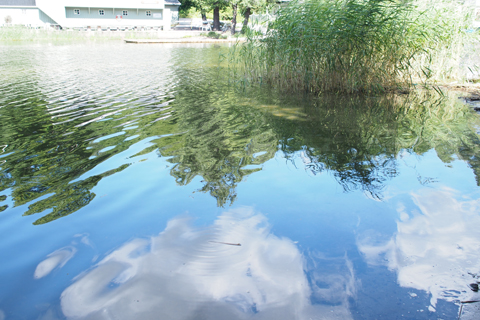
[233,0,479,94]
[411,0,479,83]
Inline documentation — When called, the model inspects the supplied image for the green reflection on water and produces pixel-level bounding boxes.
[266,93,480,199]
[1,47,480,225]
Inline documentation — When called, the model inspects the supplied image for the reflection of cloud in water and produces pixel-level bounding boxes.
[34,246,77,279]
[306,252,358,307]
[60,208,355,319]
[357,187,480,312]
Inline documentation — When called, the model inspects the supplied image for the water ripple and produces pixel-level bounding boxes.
[0,43,190,223]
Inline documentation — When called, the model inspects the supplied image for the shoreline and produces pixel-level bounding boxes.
[0,27,244,42]
[124,37,245,44]
[440,83,480,95]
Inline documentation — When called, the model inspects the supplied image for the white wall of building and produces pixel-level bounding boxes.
[33,0,173,30]
[58,17,172,30]
[1,8,46,27]
[163,7,171,30]
[63,0,164,10]
[36,0,67,26]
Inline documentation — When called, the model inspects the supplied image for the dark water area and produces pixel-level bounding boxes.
[1,43,480,320]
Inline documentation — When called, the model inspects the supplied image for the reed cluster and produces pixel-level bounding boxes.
[233,0,479,93]
[412,0,479,83]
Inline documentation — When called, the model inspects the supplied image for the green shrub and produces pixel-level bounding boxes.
[207,31,219,38]
[206,31,228,39]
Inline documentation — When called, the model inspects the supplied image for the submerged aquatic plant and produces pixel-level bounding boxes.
[232,0,479,93]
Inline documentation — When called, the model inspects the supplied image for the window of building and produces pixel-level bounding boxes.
[123,10,128,16]
[21,9,27,14]
[146,10,152,16]
[74,9,80,15]
[99,9,105,16]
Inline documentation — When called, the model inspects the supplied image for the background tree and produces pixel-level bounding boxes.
[180,0,209,19]
[179,0,195,16]
[230,0,241,35]
[239,0,271,33]
[208,0,229,30]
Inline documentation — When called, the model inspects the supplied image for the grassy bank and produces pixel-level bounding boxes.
[0,26,191,42]
[0,26,117,41]
[231,0,480,94]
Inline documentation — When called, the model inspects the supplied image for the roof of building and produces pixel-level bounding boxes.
[0,0,181,7]
[164,0,181,6]
[0,0,36,6]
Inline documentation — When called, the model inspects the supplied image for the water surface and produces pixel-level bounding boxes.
[1,43,480,320]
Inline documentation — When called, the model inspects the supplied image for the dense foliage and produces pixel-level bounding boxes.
[234,0,479,93]
[178,0,270,33]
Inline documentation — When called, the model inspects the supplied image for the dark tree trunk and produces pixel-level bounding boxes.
[213,7,220,31]
[231,3,237,35]
[241,7,252,34]
[201,9,206,21]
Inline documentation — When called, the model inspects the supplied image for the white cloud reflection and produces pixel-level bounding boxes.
[357,187,480,312]
[34,246,77,279]
[60,207,355,320]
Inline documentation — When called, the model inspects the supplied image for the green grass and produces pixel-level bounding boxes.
[0,25,173,42]
[0,26,125,42]
[231,0,480,94]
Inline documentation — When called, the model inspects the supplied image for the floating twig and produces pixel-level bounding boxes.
[457,300,480,319]
[460,300,480,304]
[209,241,241,246]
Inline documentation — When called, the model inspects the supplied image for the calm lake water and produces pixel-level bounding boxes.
[1,43,480,320]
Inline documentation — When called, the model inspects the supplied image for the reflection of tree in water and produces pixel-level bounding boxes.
[157,83,480,203]
[156,47,280,207]
[257,94,398,200]
[303,95,403,200]
[254,92,480,200]
[0,89,175,224]
[2,49,480,223]
[24,164,129,225]
[160,84,277,206]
